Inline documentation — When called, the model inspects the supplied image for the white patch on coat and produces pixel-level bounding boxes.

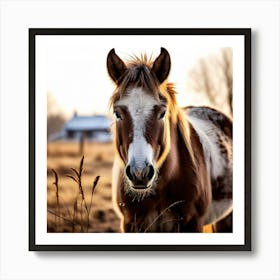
[116,88,158,168]
[127,137,154,171]
[204,199,233,225]
[187,114,232,224]
[187,115,228,179]
[116,88,159,194]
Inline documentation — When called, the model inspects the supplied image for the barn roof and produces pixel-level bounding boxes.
[64,114,111,131]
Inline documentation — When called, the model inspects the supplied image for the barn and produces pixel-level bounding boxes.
[49,113,112,142]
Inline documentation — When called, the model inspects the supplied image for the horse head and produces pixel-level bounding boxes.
[107,48,172,195]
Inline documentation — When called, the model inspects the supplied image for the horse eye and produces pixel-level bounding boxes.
[159,110,166,120]
[114,111,122,121]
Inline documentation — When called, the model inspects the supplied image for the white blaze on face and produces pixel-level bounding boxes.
[116,88,158,170]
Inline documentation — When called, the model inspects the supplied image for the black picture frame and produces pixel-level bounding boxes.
[29,28,251,251]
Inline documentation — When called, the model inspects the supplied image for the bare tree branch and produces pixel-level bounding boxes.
[187,48,233,116]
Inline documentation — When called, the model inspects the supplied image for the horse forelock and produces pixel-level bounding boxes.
[109,56,161,108]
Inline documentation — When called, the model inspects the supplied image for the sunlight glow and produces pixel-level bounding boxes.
[37,35,235,117]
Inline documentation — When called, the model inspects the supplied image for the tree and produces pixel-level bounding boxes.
[187,48,233,116]
[47,92,66,138]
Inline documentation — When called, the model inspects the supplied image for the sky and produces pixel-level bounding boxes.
[36,35,240,118]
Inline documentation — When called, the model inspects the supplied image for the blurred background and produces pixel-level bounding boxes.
[42,36,233,233]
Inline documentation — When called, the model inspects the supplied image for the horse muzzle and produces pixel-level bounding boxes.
[125,163,155,189]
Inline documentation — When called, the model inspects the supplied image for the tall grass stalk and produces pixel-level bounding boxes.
[88,176,100,215]
[48,156,101,233]
[51,169,60,232]
[72,197,78,232]
[67,156,98,232]
[47,209,77,228]
[144,200,185,233]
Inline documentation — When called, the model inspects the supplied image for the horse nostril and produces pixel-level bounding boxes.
[147,165,155,181]
[125,165,134,181]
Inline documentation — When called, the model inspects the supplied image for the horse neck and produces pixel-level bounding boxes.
[160,111,194,178]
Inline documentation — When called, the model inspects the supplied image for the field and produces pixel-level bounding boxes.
[47,141,121,233]
[47,141,214,233]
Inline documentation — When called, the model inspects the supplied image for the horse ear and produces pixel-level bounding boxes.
[107,48,127,84]
[152,47,171,84]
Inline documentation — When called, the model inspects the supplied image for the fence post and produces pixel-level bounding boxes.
[79,132,85,156]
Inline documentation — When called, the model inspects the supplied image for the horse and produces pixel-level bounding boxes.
[107,47,233,232]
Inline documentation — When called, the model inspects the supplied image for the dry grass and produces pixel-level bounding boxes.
[47,141,120,233]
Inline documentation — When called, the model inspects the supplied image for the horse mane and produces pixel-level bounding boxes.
[162,83,196,167]
[109,54,196,167]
